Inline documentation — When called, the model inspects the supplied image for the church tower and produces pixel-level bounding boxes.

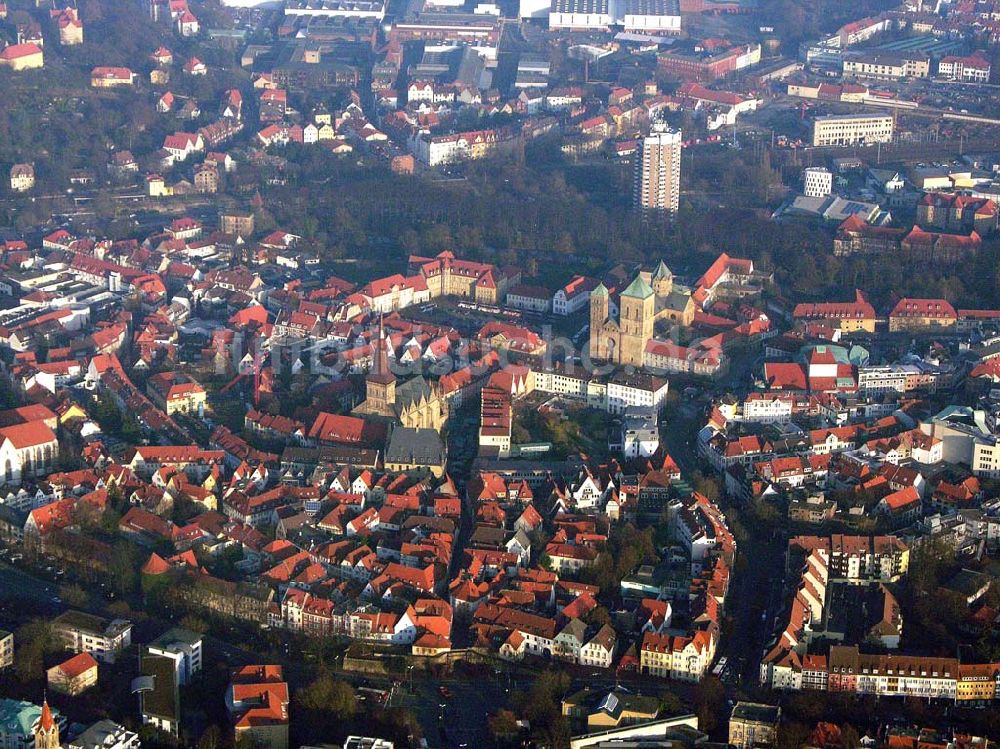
[618,275,655,367]
[652,260,673,297]
[589,283,611,361]
[35,698,58,749]
[589,282,608,328]
[365,316,396,417]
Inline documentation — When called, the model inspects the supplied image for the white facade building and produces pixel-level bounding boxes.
[0,631,11,670]
[634,123,682,216]
[68,721,140,749]
[0,423,59,487]
[545,0,680,31]
[741,394,796,424]
[548,0,612,29]
[812,114,893,147]
[938,55,991,83]
[283,0,385,20]
[519,0,550,16]
[606,373,669,415]
[147,628,203,686]
[52,613,133,664]
[803,167,833,198]
[620,406,659,458]
[552,276,597,316]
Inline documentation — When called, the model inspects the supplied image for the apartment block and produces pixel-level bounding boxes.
[52,611,133,664]
[812,114,893,147]
[634,123,681,216]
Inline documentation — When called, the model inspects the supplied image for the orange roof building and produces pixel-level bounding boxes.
[47,652,99,695]
[227,665,289,749]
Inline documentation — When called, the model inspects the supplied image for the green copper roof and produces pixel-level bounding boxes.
[591,282,609,297]
[621,275,654,300]
[0,699,59,738]
[653,260,672,279]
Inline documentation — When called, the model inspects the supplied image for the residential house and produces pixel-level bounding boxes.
[9,164,34,193]
[47,652,99,696]
[226,665,289,749]
[91,67,136,88]
[52,611,132,664]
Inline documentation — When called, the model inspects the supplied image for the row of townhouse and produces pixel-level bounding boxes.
[765,644,1000,706]
[761,532,923,696]
[788,534,910,582]
[479,363,670,418]
[717,390,901,431]
[409,127,519,167]
[750,454,831,490]
[732,392,808,424]
[531,368,671,415]
[862,428,943,466]
[703,415,909,473]
[473,601,618,669]
[667,493,737,571]
[857,363,952,395]
[644,338,726,378]
[274,589,437,645]
[636,489,732,683]
[98,366,190,445]
[639,628,718,682]
[725,430,928,506]
[349,252,522,314]
[127,445,225,483]
[759,546,830,690]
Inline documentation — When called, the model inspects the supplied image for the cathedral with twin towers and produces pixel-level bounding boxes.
[589,261,695,367]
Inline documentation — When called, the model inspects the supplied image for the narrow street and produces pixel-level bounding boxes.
[657,359,789,698]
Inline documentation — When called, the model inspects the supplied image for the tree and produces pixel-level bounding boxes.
[108,600,143,621]
[179,615,209,634]
[109,541,141,598]
[584,606,611,628]
[776,721,812,749]
[57,443,84,472]
[509,668,572,748]
[691,471,722,503]
[121,411,142,443]
[59,583,89,608]
[378,707,423,745]
[197,725,222,749]
[107,483,125,512]
[73,499,104,530]
[14,620,56,683]
[234,732,262,749]
[694,676,726,735]
[93,394,123,434]
[659,690,684,715]
[489,709,520,743]
[840,723,861,749]
[296,672,357,720]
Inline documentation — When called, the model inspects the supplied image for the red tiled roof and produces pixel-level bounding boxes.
[307,412,384,445]
[0,43,42,60]
[881,485,920,511]
[92,66,134,81]
[763,362,808,390]
[793,290,875,322]
[55,652,98,679]
[889,297,957,320]
[0,421,56,449]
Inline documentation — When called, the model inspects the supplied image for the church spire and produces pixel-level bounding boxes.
[39,698,53,732]
[35,695,59,749]
[368,314,396,386]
